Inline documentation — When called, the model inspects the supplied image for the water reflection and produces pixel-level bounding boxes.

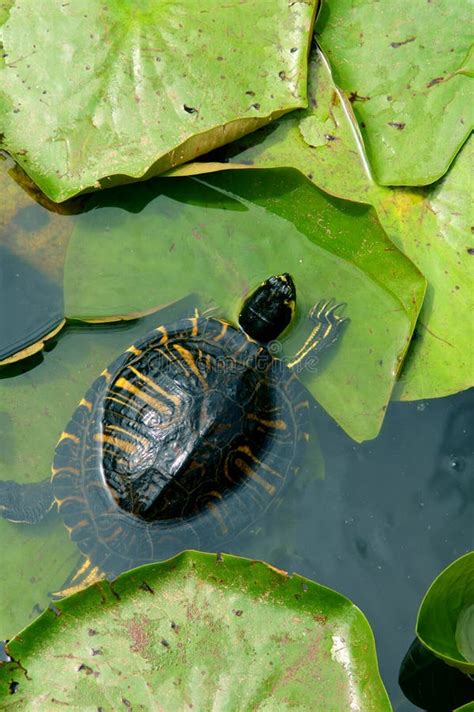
[430,403,474,514]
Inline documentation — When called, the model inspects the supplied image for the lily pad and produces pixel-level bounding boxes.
[316,0,474,186]
[0,154,72,364]
[0,0,316,201]
[416,552,474,673]
[64,170,425,442]
[378,136,474,401]
[181,47,381,205]
[209,48,473,402]
[0,551,392,710]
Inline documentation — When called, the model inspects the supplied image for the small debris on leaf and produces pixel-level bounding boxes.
[388,121,406,130]
[8,680,19,694]
[390,37,416,48]
[139,581,155,594]
[78,663,94,675]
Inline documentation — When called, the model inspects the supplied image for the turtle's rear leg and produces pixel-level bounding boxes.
[0,478,55,523]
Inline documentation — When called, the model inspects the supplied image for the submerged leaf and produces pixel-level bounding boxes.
[0,0,317,201]
[316,0,474,186]
[0,551,392,710]
[64,170,425,442]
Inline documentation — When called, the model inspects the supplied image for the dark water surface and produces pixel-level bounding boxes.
[1,160,472,709]
[237,388,473,710]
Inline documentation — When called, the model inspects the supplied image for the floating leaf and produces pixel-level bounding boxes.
[64,170,425,442]
[181,47,381,205]
[0,0,316,201]
[0,154,71,364]
[208,48,472,401]
[417,552,474,673]
[316,0,474,186]
[0,551,392,710]
[379,136,474,400]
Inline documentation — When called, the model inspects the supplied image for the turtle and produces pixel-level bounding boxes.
[0,274,347,595]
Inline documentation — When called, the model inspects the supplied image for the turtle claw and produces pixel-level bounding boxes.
[309,299,348,325]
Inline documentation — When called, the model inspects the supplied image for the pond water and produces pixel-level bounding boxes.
[0,158,472,709]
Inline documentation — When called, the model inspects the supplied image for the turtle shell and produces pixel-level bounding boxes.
[52,316,311,578]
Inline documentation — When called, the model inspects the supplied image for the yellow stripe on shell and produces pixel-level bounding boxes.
[127,345,143,356]
[189,316,199,337]
[156,325,168,343]
[213,321,228,341]
[234,458,276,496]
[57,431,80,445]
[246,414,287,430]
[79,398,93,412]
[104,395,143,416]
[206,500,229,535]
[173,344,208,389]
[94,432,137,455]
[128,366,181,405]
[106,424,150,447]
[114,377,172,414]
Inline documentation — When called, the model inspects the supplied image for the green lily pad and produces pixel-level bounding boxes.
[0,551,392,710]
[316,0,474,186]
[208,47,472,402]
[0,0,316,202]
[181,46,381,205]
[379,136,474,401]
[417,552,474,673]
[64,171,425,442]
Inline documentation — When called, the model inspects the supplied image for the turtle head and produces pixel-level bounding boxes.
[238,273,296,344]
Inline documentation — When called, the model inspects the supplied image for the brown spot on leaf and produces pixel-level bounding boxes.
[78,663,95,675]
[139,581,155,594]
[388,121,406,130]
[348,91,370,103]
[390,36,416,48]
[128,619,150,654]
[427,76,444,88]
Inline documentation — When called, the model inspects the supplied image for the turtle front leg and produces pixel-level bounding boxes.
[288,299,348,371]
[0,478,55,524]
